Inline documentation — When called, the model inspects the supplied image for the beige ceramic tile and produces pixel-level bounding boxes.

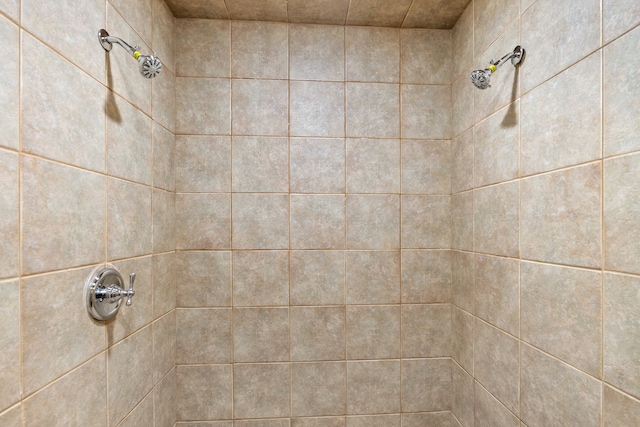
[291,81,345,137]
[0,0,18,21]
[119,394,153,427]
[176,193,230,250]
[475,255,519,336]
[21,157,104,274]
[152,67,176,133]
[0,151,18,279]
[177,365,232,421]
[346,251,400,304]
[452,74,474,137]
[473,0,518,57]
[226,0,287,21]
[234,307,289,362]
[403,0,470,29]
[347,138,400,193]
[603,385,640,427]
[176,251,231,307]
[604,0,640,42]
[347,360,401,414]
[452,250,474,313]
[290,24,344,80]
[604,26,640,156]
[402,304,451,357]
[107,257,153,345]
[452,306,474,373]
[474,181,519,257]
[402,358,451,412]
[21,33,105,171]
[176,19,229,77]
[605,154,640,274]
[402,250,451,303]
[473,22,520,123]
[232,194,288,249]
[521,53,601,175]
[521,261,602,376]
[177,308,231,363]
[110,0,152,45]
[234,363,290,419]
[401,29,451,85]
[107,178,152,260]
[291,195,345,249]
[521,0,601,93]
[232,136,289,192]
[0,18,18,151]
[291,306,345,361]
[451,129,474,193]
[0,280,19,411]
[474,319,520,415]
[402,412,452,427]
[152,252,176,318]
[176,135,230,192]
[402,196,451,249]
[347,305,400,359]
[232,251,289,306]
[152,0,175,74]
[292,362,346,416]
[346,195,399,249]
[231,21,288,78]
[346,26,399,83]
[0,405,21,427]
[346,83,400,138]
[23,356,107,427]
[165,0,228,18]
[176,77,230,135]
[153,311,176,384]
[154,375,177,427]
[346,0,412,27]
[234,421,289,427]
[106,93,152,185]
[106,4,153,114]
[290,251,345,305]
[452,4,473,79]
[153,124,175,192]
[604,273,640,398]
[452,360,474,427]
[521,344,601,427]
[346,415,399,427]
[288,0,349,25]
[402,139,451,195]
[290,138,345,194]
[232,79,289,136]
[22,0,105,80]
[474,101,519,187]
[402,85,451,140]
[152,189,175,254]
[452,192,473,251]
[292,418,345,427]
[474,382,519,427]
[521,163,601,268]
[108,327,153,426]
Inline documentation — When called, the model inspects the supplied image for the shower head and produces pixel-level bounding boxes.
[98,29,162,78]
[470,45,525,89]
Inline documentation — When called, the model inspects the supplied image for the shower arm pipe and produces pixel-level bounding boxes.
[99,30,143,59]
[485,46,525,73]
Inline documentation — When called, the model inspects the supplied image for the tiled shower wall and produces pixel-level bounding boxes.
[0,0,177,426]
[451,0,640,426]
[173,20,454,426]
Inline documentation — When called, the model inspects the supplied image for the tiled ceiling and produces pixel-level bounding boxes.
[164,0,472,29]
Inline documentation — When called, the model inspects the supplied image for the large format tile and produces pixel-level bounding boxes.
[0,280,19,411]
[291,81,344,137]
[290,251,345,305]
[401,29,451,85]
[291,307,345,361]
[292,362,346,416]
[234,307,289,362]
[346,251,400,304]
[231,21,288,79]
[22,157,104,274]
[176,251,231,307]
[176,135,230,192]
[0,16,18,150]
[234,364,290,419]
[290,138,345,194]
[176,193,230,250]
[346,26,399,83]
[175,19,230,77]
[176,77,230,135]
[603,385,640,427]
[475,255,519,336]
[177,365,232,421]
[232,136,288,192]
[290,24,344,81]
[107,178,152,260]
[402,359,451,412]
[347,360,400,415]
[177,308,232,364]
[0,151,18,278]
[474,181,519,257]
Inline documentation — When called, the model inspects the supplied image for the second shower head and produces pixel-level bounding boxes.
[98,29,162,79]
[470,45,525,89]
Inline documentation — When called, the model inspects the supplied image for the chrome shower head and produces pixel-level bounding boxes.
[98,29,162,79]
[470,45,525,89]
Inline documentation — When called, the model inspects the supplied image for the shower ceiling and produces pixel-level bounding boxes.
[164,0,472,29]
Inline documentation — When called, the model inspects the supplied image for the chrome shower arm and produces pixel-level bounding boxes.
[102,34,139,56]
[491,51,517,69]
[490,45,525,70]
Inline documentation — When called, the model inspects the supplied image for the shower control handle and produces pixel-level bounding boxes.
[126,273,136,306]
[85,266,137,321]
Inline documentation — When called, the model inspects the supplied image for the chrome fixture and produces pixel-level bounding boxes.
[470,45,525,89]
[98,29,162,78]
[85,265,136,321]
